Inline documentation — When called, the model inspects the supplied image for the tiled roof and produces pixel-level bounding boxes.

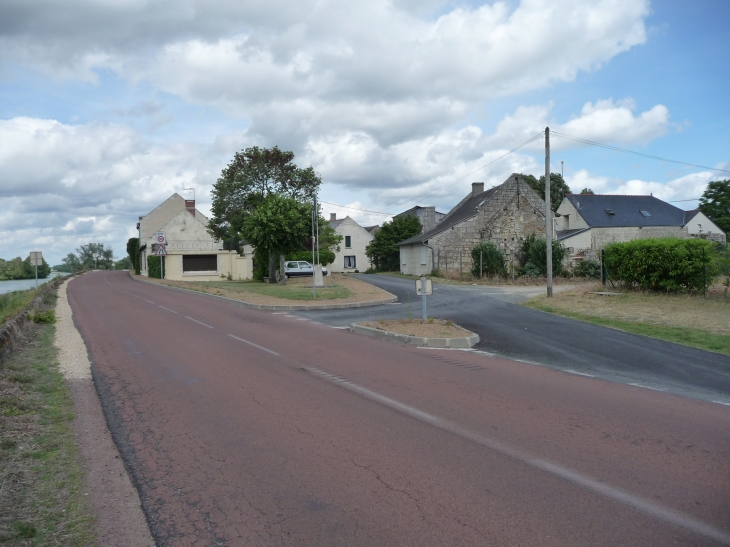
[566,194,686,227]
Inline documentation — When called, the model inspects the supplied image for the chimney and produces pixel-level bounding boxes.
[472,182,484,196]
[185,200,195,216]
[330,213,337,221]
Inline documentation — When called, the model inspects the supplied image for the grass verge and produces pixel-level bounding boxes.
[524,297,730,357]
[0,319,96,545]
[167,279,352,301]
[0,288,40,324]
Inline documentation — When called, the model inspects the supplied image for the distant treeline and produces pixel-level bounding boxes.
[0,256,51,280]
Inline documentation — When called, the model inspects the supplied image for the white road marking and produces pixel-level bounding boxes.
[144,299,156,305]
[227,334,279,356]
[563,369,596,378]
[305,366,730,546]
[185,316,213,329]
[331,326,349,330]
[296,318,309,321]
[272,312,288,315]
[158,305,178,314]
[628,383,665,392]
[711,400,730,407]
[309,322,323,325]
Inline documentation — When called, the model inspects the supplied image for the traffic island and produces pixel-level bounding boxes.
[351,319,479,348]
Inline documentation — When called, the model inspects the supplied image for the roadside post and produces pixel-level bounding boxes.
[92,252,98,270]
[29,251,42,289]
[154,245,167,279]
[415,276,432,321]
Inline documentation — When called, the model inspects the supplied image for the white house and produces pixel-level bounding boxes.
[327,214,377,273]
[138,194,253,281]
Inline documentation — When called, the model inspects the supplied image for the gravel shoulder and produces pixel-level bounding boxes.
[55,278,154,546]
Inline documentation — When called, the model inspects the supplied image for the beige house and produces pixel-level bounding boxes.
[398,174,547,276]
[327,214,377,273]
[138,194,253,281]
[556,194,726,262]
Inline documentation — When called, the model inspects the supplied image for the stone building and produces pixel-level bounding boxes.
[327,214,377,273]
[398,174,547,276]
[394,206,446,233]
[556,194,726,262]
[138,194,253,281]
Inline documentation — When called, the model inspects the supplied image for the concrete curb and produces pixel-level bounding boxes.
[350,323,479,348]
[129,271,398,310]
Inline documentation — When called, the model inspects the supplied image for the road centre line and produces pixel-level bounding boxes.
[227,334,279,356]
[628,383,665,392]
[711,400,730,406]
[563,369,596,378]
[305,366,730,546]
[158,305,178,314]
[185,316,213,329]
[144,299,156,305]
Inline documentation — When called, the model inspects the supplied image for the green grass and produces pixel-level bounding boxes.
[0,288,40,324]
[0,322,96,545]
[526,302,730,357]
[192,280,352,301]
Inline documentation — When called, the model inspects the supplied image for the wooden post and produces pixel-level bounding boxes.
[545,126,553,297]
[480,248,483,279]
[459,248,462,277]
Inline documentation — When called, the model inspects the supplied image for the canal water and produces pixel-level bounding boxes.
[0,272,69,294]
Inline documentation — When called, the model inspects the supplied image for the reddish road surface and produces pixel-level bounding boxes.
[67,271,730,546]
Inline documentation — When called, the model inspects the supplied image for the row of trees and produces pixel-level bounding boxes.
[0,256,51,280]
[56,243,116,272]
[207,146,341,283]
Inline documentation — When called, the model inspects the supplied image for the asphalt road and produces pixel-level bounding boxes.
[296,274,730,404]
[66,271,730,546]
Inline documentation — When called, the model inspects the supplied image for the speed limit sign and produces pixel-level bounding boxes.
[155,231,167,245]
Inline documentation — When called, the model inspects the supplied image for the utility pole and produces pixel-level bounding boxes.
[545,127,553,297]
[312,196,316,299]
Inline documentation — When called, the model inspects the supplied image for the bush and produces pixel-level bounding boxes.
[574,259,601,278]
[522,237,566,276]
[603,238,719,292]
[147,256,163,279]
[471,242,507,277]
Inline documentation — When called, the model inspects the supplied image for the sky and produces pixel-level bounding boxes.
[1,0,728,265]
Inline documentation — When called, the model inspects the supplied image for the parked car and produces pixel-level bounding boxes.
[282,261,328,279]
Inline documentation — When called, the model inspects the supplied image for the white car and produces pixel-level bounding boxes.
[283,261,328,279]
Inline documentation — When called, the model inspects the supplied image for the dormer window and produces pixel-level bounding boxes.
[640,210,651,217]
[605,209,615,215]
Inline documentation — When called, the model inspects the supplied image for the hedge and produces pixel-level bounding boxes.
[471,242,507,277]
[603,238,718,292]
[147,255,163,279]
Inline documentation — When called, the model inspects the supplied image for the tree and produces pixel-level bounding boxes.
[699,179,730,234]
[520,173,571,211]
[23,256,50,279]
[242,194,313,284]
[471,242,506,277]
[208,146,322,241]
[115,257,133,270]
[580,188,595,195]
[75,243,114,270]
[520,235,566,276]
[126,237,140,274]
[61,253,82,272]
[365,215,421,272]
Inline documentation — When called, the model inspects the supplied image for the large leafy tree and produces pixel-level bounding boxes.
[62,243,114,271]
[242,194,313,284]
[0,256,50,280]
[208,146,322,241]
[521,173,571,211]
[365,215,421,271]
[699,179,730,234]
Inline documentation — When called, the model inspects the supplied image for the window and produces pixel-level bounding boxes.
[345,236,351,248]
[183,254,217,272]
[344,256,356,269]
[640,210,652,217]
[605,209,615,215]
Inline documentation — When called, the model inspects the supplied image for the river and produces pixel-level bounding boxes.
[0,272,70,294]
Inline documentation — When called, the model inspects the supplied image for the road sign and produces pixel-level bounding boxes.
[28,251,43,266]
[415,278,432,296]
[156,231,167,245]
[154,246,168,256]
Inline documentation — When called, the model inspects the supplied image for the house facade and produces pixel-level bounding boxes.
[327,214,375,273]
[138,194,253,281]
[556,194,726,262]
[398,174,547,276]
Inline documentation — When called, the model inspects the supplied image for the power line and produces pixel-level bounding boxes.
[551,131,730,174]
[319,200,393,217]
[669,198,701,202]
[382,131,545,213]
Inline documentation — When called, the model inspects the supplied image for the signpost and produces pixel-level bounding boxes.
[156,231,167,245]
[415,277,433,321]
[154,245,167,279]
[29,251,42,289]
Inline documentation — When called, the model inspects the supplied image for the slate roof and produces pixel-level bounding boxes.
[566,194,687,228]
[683,209,701,223]
[398,186,500,246]
[556,228,590,241]
[329,219,344,229]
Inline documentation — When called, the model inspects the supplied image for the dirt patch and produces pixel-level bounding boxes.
[136,273,395,307]
[523,282,730,336]
[359,318,473,338]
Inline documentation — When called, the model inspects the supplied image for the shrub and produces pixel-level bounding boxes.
[471,242,507,277]
[574,259,601,278]
[603,238,719,292]
[30,310,55,323]
[147,256,163,279]
[522,237,566,276]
